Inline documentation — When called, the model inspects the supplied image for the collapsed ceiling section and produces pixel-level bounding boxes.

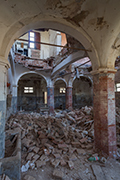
[12,28,91,77]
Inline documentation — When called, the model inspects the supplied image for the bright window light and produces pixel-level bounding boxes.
[44,91,47,104]
[29,32,35,48]
[30,42,34,48]
[60,87,66,93]
[24,87,33,93]
[116,83,120,92]
[30,32,34,37]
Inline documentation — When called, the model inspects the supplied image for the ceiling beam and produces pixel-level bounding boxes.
[15,38,92,52]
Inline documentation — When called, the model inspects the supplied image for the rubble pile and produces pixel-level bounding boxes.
[6,106,94,171]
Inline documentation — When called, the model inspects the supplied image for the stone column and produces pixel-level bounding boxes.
[0,60,9,158]
[66,86,72,111]
[47,87,54,115]
[92,69,117,158]
[12,85,18,113]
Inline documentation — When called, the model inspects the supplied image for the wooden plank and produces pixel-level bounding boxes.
[91,164,106,180]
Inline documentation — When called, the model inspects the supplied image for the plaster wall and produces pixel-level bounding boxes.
[54,80,66,109]
[40,31,50,59]
[18,75,47,111]
[73,77,93,108]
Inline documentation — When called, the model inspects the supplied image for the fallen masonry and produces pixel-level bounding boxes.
[5,106,94,170]
[2,106,120,179]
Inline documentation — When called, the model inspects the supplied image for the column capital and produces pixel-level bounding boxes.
[91,68,117,75]
[0,56,10,69]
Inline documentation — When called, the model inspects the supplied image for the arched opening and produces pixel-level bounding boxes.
[3,20,99,70]
[17,73,47,111]
[6,27,93,114]
[54,80,66,110]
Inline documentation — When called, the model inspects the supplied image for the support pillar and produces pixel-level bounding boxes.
[66,87,72,111]
[93,69,117,158]
[12,85,18,113]
[0,60,9,158]
[47,87,54,115]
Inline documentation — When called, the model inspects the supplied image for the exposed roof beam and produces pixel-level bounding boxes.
[51,50,86,77]
[15,38,92,52]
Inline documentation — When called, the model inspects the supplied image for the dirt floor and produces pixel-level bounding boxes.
[21,152,120,180]
[1,106,120,180]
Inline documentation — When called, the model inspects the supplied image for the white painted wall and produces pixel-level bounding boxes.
[49,30,57,57]
[40,31,50,59]
[16,30,63,59]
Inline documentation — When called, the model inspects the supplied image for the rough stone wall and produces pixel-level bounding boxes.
[73,77,93,108]
[54,80,66,109]
[18,75,47,111]
[54,96,66,110]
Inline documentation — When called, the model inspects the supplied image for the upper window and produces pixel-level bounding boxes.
[116,83,120,92]
[24,87,33,93]
[60,87,66,94]
[29,32,35,49]
[29,31,40,50]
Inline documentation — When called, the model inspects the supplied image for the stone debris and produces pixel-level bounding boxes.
[24,174,36,180]
[0,175,10,180]
[3,106,120,180]
[26,152,34,161]
[36,160,46,168]
[100,157,107,164]
[32,154,40,162]
[29,162,35,169]
[21,161,30,172]
[51,159,60,168]
[6,105,120,172]
[60,159,67,166]
[53,169,65,179]
[69,154,77,161]
[33,146,40,154]
[5,106,95,171]
[68,161,74,169]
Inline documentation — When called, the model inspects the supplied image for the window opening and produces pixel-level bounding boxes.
[24,87,33,93]
[44,91,47,104]
[29,32,35,49]
[60,87,66,93]
[116,83,120,92]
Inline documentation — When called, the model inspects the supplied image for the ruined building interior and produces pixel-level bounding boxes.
[0,0,120,180]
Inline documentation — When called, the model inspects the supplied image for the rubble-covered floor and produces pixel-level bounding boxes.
[2,107,120,180]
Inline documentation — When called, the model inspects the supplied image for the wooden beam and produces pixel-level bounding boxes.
[15,38,92,52]
[77,60,91,68]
